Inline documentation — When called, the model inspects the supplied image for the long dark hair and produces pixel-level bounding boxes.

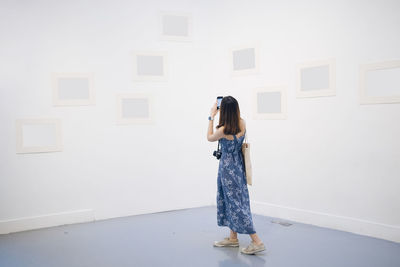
[216,96,241,135]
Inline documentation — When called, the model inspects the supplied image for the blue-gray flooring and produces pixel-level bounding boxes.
[0,206,399,267]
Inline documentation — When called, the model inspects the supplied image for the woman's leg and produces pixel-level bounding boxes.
[229,229,238,240]
[249,233,263,245]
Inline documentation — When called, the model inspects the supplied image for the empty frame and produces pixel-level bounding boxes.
[253,87,287,119]
[231,45,259,76]
[359,60,400,104]
[160,12,192,41]
[116,93,154,124]
[52,73,95,106]
[133,52,168,81]
[296,59,336,97]
[16,118,63,153]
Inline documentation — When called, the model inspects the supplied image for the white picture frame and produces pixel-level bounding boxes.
[253,86,287,120]
[159,11,192,42]
[52,73,95,106]
[132,51,168,81]
[16,118,63,154]
[230,45,260,76]
[296,59,336,98]
[359,60,400,104]
[116,93,154,124]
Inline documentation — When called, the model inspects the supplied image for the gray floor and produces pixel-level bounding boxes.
[0,206,399,267]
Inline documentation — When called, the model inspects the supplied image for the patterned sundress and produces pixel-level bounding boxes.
[216,130,256,234]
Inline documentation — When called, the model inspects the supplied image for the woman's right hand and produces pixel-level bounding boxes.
[210,101,218,118]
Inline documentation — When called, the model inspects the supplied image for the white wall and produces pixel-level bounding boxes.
[0,0,221,232]
[211,0,400,242]
[1,0,399,243]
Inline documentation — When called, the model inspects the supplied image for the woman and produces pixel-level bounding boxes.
[207,96,266,255]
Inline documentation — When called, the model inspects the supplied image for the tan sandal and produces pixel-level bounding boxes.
[213,237,239,247]
[240,241,266,254]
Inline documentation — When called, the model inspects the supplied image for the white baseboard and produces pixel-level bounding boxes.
[0,204,207,234]
[94,203,212,221]
[250,200,400,243]
[0,209,95,234]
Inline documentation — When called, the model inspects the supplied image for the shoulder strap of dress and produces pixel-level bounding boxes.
[232,134,239,148]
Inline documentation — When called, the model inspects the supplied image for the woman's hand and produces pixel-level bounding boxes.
[210,101,219,118]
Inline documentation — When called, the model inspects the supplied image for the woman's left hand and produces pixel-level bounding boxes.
[210,101,218,118]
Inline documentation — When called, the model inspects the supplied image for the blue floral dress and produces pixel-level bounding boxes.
[216,130,256,234]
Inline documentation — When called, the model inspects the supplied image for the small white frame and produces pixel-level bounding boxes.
[253,86,287,120]
[52,73,95,106]
[16,118,63,154]
[296,59,336,98]
[132,51,168,82]
[159,11,192,42]
[359,60,400,104]
[116,93,154,124]
[230,45,260,76]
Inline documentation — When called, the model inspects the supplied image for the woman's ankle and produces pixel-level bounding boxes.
[252,240,263,245]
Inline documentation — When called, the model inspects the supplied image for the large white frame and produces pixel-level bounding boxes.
[159,11,192,42]
[253,86,287,120]
[359,60,400,104]
[16,118,63,153]
[132,51,168,82]
[296,59,336,98]
[116,93,154,124]
[52,73,95,106]
[230,44,260,76]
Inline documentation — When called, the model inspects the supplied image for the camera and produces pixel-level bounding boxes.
[213,149,222,160]
[213,140,222,160]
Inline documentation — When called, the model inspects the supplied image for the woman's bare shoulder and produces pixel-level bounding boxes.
[240,118,246,129]
[239,118,246,136]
